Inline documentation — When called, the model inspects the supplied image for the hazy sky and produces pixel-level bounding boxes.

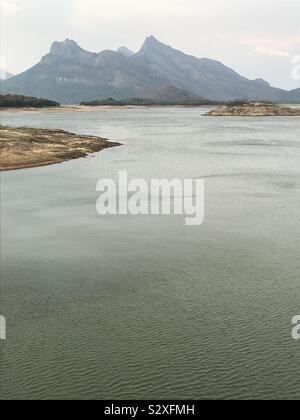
[1,0,300,89]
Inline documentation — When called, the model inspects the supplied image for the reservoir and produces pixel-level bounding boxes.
[0,107,299,399]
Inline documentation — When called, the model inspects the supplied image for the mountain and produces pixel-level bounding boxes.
[150,85,205,101]
[117,47,135,57]
[133,36,298,103]
[1,39,151,103]
[286,88,300,103]
[0,68,14,80]
[2,36,299,103]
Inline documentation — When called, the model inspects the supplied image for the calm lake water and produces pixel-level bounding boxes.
[0,108,300,400]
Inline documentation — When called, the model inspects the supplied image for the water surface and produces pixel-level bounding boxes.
[0,108,300,400]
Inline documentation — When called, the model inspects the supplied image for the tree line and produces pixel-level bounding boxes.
[0,94,60,108]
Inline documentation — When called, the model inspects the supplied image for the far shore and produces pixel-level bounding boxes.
[0,126,121,171]
[0,105,107,113]
[0,104,215,113]
[1,103,299,114]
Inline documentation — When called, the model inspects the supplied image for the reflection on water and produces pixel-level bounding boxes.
[0,108,300,400]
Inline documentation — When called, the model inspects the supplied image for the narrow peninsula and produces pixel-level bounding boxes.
[0,126,121,171]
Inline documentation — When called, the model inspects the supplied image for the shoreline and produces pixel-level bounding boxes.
[0,104,214,113]
[1,103,299,114]
[0,126,121,171]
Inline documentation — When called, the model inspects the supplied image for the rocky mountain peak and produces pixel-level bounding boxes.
[50,39,84,58]
[139,35,168,53]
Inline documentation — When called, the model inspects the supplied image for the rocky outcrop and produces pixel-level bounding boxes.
[205,102,300,116]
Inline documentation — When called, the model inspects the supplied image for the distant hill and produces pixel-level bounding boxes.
[285,88,300,103]
[150,85,206,101]
[0,68,14,80]
[2,36,300,103]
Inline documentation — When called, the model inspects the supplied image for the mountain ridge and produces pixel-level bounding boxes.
[1,36,299,103]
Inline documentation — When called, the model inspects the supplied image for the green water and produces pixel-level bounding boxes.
[0,108,299,400]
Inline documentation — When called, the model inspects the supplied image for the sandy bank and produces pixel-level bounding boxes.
[0,105,156,113]
[0,104,213,113]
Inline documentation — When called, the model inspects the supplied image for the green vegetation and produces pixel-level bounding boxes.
[0,94,60,108]
[80,97,218,107]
